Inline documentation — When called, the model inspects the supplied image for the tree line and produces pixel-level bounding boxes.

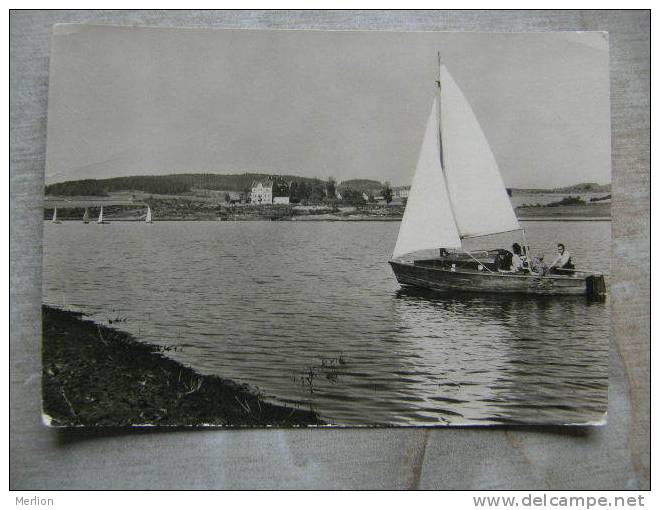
[45,173,330,197]
[45,173,398,205]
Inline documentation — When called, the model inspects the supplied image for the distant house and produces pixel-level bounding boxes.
[250,180,273,204]
[392,186,410,199]
[250,178,290,205]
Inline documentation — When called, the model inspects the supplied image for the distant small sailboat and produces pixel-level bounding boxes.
[97,205,108,224]
[82,208,90,224]
[145,205,153,223]
[51,207,61,224]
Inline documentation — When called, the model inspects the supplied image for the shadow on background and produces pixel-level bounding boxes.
[53,422,594,447]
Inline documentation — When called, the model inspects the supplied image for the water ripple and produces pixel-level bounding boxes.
[43,220,609,425]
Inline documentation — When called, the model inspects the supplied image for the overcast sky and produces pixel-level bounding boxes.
[46,26,610,188]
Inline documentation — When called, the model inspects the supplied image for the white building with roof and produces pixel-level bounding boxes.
[250,178,290,205]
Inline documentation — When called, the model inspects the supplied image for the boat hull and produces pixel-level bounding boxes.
[389,261,605,297]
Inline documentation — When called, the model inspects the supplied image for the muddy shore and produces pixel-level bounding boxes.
[42,305,323,427]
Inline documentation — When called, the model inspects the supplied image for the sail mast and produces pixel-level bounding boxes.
[436,53,446,173]
[436,53,462,244]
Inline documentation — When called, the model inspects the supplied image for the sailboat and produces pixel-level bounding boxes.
[145,205,153,223]
[82,208,90,224]
[97,205,108,224]
[389,58,606,298]
[51,207,61,224]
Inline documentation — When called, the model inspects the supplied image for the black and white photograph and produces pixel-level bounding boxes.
[41,25,612,428]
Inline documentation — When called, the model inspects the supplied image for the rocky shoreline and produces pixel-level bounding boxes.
[42,305,323,427]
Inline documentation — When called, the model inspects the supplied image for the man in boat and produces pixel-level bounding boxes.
[548,243,575,274]
[510,243,525,272]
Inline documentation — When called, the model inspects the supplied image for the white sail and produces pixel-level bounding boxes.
[97,206,103,223]
[392,97,461,258]
[145,206,152,223]
[82,208,89,222]
[439,65,520,239]
[52,208,58,222]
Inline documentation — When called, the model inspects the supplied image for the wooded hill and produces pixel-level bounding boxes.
[337,179,384,192]
[45,173,328,196]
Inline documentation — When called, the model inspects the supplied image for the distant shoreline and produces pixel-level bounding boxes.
[42,305,323,427]
[44,213,611,223]
[44,200,610,223]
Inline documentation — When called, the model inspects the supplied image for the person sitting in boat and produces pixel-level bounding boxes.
[529,254,547,275]
[548,243,575,274]
[510,243,525,272]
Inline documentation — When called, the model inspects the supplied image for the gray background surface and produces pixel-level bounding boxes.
[10,10,650,490]
[44,26,611,190]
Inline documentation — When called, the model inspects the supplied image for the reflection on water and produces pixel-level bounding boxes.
[43,220,609,425]
[393,288,607,425]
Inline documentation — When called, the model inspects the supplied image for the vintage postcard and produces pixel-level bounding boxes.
[42,25,611,427]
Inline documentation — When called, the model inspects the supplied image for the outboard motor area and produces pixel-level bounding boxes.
[586,274,607,299]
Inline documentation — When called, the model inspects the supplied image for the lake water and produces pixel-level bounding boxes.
[43,220,610,426]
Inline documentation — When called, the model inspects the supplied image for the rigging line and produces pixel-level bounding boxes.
[459,227,524,239]
[461,249,496,274]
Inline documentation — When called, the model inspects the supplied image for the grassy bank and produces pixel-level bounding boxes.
[515,202,610,219]
[42,305,323,427]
